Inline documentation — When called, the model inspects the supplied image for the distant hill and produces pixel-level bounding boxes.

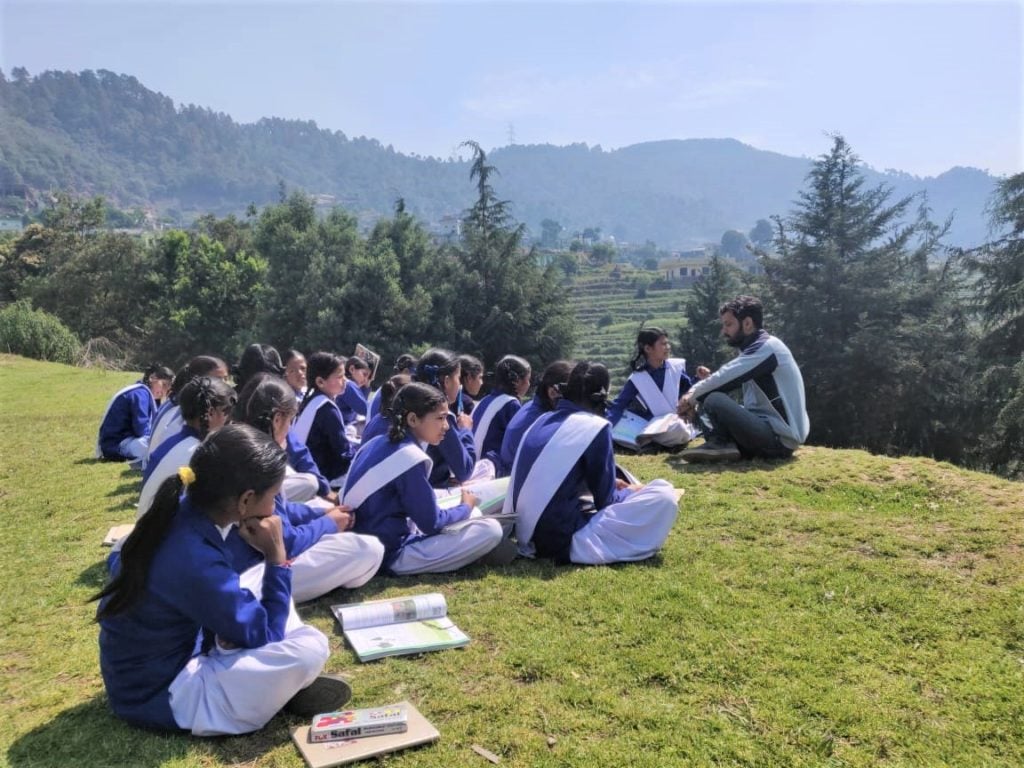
[0,68,999,248]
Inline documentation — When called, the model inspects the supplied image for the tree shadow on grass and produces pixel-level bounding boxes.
[7,695,311,768]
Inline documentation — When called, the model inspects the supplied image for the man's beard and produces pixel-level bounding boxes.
[725,331,745,348]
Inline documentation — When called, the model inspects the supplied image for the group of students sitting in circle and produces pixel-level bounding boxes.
[93,334,689,737]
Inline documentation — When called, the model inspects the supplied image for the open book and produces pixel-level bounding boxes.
[291,701,439,768]
[612,411,699,451]
[332,593,469,662]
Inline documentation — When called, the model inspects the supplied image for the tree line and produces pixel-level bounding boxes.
[1,135,1021,479]
[680,136,1023,478]
[0,144,574,375]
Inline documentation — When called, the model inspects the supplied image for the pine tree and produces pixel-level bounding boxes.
[677,255,742,372]
[764,135,965,454]
[449,142,575,367]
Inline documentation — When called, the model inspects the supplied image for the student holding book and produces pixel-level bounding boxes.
[293,352,358,489]
[147,355,230,464]
[96,364,174,463]
[342,382,503,575]
[499,359,572,472]
[95,424,352,736]
[137,377,236,518]
[471,355,531,476]
[413,348,493,487]
[508,361,679,565]
[606,327,694,448]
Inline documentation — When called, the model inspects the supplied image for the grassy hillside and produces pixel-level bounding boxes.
[568,264,692,388]
[2,354,1022,767]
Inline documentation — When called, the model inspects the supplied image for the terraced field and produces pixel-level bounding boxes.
[566,264,693,388]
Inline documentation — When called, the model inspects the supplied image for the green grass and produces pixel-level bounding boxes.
[2,354,1023,767]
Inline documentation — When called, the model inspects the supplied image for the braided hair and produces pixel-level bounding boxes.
[178,376,236,437]
[413,348,459,392]
[564,361,611,416]
[492,355,531,396]
[235,374,297,438]
[387,382,447,442]
[629,327,668,373]
[537,360,573,411]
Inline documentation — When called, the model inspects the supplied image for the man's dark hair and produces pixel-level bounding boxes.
[720,295,764,329]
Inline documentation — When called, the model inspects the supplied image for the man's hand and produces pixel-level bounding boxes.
[696,365,712,380]
[677,392,696,420]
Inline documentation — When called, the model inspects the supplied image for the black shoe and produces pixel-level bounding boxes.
[680,441,741,463]
[284,674,353,718]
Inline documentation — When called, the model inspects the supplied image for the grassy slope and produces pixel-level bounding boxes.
[1,354,1022,768]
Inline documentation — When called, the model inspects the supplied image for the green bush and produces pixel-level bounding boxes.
[0,300,81,364]
[596,312,615,328]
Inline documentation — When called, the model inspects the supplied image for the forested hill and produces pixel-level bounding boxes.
[0,68,998,248]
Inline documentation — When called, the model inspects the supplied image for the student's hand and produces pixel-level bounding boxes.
[696,365,712,380]
[239,514,287,566]
[326,505,356,532]
[324,490,340,504]
[615,478,630,490]
[456,412,473,430]
[461,488,480,509]
[677,393,696,420]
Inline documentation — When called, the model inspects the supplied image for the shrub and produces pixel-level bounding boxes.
[597,312,615,328]
[0,300,81,364]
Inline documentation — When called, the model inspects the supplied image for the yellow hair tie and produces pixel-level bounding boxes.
[178,466,196,487]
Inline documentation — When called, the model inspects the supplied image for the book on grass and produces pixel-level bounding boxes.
[292,700,438,767]
[309,703,408,742]
[612,411,699,451]
[102,523,134,546]
[331,593,469,662]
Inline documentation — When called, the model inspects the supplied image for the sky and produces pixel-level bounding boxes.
[1,0,1021,178]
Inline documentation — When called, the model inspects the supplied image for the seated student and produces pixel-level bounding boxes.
[138,377,236,519]
[500,359,573,472]
[292,352,357,489]
[282,349,308,399]
[471,355,531,476]
[233,343,284,394]
[96,364,174,463]
[235,373,330,504]
[360,374,410,446]
[456,354,485,416]
[606,327,694,447]
[508,362,679,565]
[95,424,352,736]
[369,353,417,419]
[147,356,230,463]
[342,383,503,575]
[413,348,493,487]
[234,375,384,600]
[337,355,370,435]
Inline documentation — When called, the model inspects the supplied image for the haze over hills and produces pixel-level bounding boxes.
[0,69,999,248]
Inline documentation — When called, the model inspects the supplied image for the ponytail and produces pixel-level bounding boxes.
[388,382,446,442]
[94,473,185,620]
[537,360,573,411]
[413,348,459,391]
[565,361,611,416]
[492,355,531,395]
[94,424,287,620]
